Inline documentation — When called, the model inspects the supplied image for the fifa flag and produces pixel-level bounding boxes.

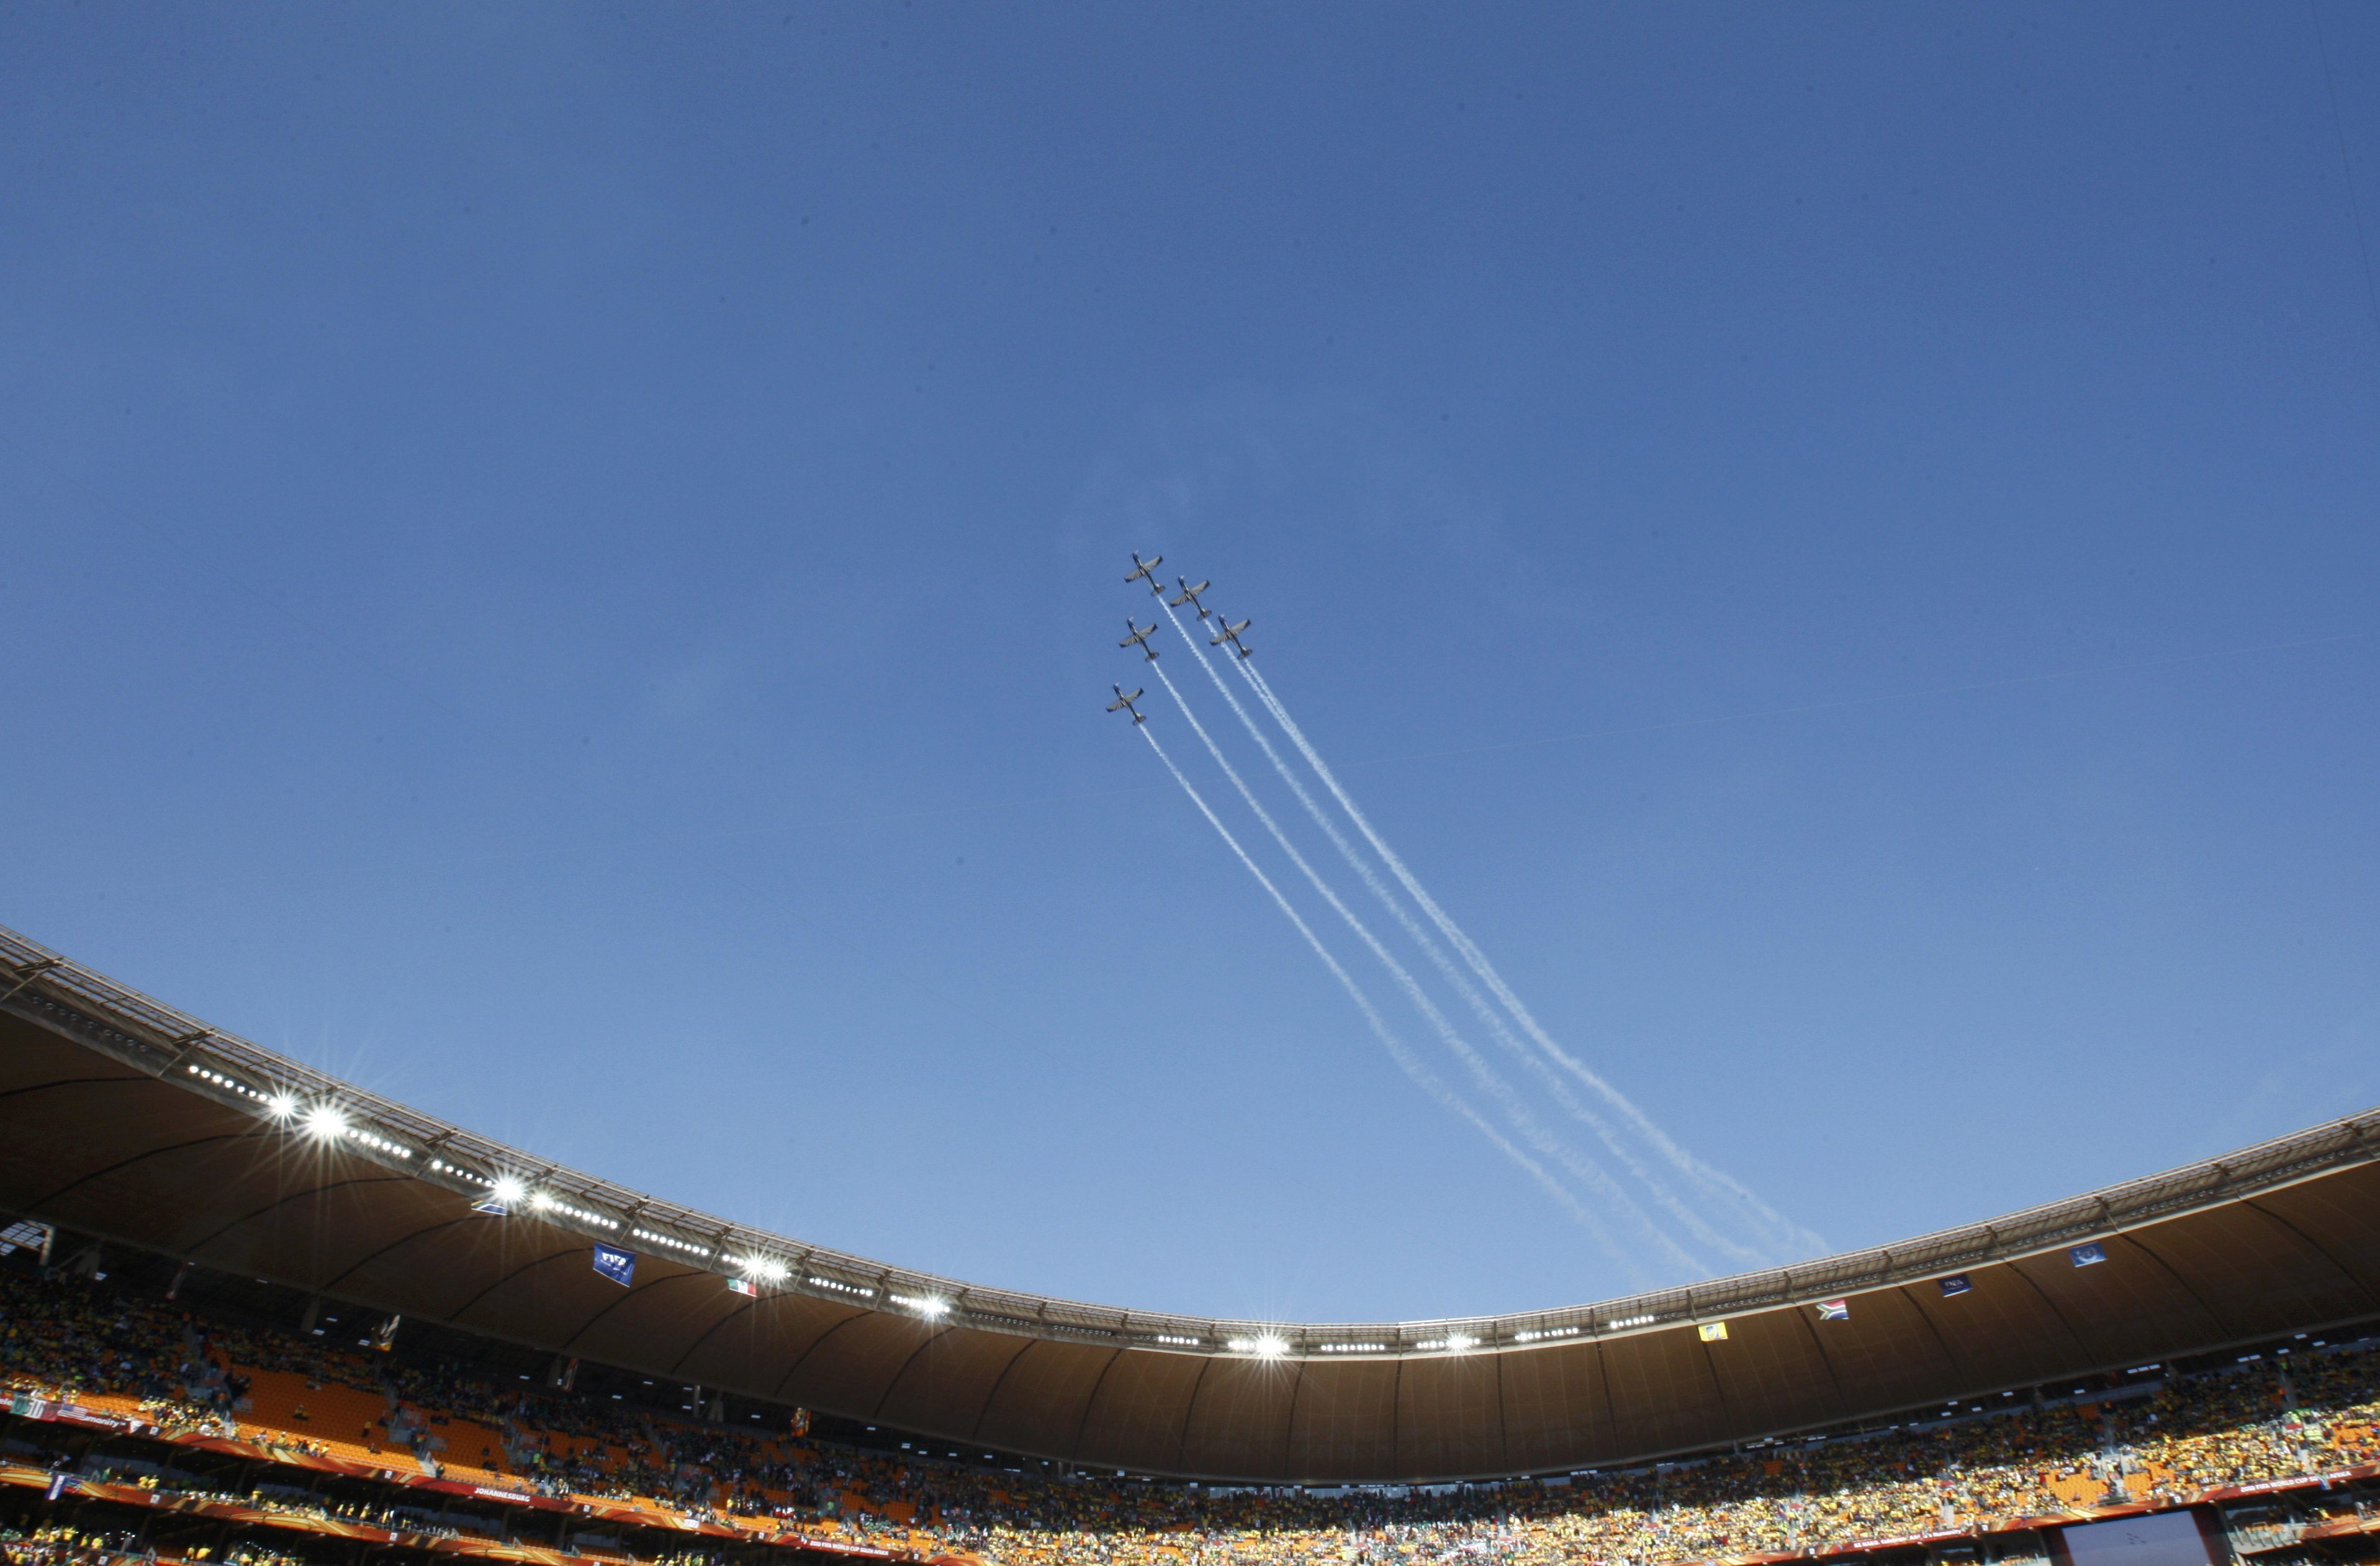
[1938,1275,1973,1298]
[1697,1321,1729,1343]
[728,1276,759,1298]
[471,1193,511,1217]
[592,1243,637,1288]
[1816,1299,1850,1322]
[2070,1242,2107,1267]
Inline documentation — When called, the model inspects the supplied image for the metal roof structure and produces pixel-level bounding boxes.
[3,923,2376,1483]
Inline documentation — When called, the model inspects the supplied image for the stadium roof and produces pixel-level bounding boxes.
[3,923,2377,1484]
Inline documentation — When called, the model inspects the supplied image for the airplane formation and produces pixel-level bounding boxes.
[1107,554,1250,715]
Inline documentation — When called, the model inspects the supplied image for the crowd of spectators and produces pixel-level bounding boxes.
[3,1267,2377,1566]
[0,1526,309,1566]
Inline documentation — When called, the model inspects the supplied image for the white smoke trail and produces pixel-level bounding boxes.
[1145,660,1702,1276]
[1135,723,1647,1279]
[1161,608,1766,1269]
[1240,659,1823,1260]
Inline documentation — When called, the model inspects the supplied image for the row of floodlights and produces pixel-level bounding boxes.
[1213,1318,1681,1357]
[183,1066,1677,1350]
[636,1227,712,1258]
[184,1064,274,1107]
[1225,1331,1485,1357]
[182,1063,1708,1348]
[185,1064,900,1302]
[194,1066,420,1163]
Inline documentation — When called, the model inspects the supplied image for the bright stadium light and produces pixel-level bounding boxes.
[1251,1333,1289,1359]
[302,1104,348,1140]
[264,1092,298,1121]
[490,1176,527,1206]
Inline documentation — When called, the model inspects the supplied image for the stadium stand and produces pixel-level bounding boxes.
[3,1241,2379,1566]
[4,929,2380,1566]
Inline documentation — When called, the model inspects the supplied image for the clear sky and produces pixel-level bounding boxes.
[4,2,2376,1323]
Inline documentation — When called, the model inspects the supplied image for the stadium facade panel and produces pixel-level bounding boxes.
[2,923,2376,1483]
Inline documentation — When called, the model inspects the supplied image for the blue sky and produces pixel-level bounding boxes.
[4,1,2376,1322]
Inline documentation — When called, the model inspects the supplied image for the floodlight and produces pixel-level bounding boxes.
[1251,1333,1289,1359]
[491,1176,527,1205]
[302,1104,348,1140]
[264,1092,298,1120]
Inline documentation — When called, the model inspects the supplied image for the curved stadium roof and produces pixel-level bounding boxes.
[3,922,2376,1484]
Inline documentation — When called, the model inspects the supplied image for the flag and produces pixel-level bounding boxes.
[45,1472,69,1500]
[1938,1275,1972,1298]
[592,1244,636,1287]
[2070,1242,2107,1267]
[471,1193,511,1217]
[728,1276,759,1298]
[1816,1299,1849,1321]
[1697,1321,1729,1343]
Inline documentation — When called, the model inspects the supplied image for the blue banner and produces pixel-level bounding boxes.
[2070,1241,2107,1267]
[1938,1274,1972,1297]
[593,1243,636,1287]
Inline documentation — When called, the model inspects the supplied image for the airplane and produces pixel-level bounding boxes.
[1124,552,1165,593]
[1119,619,1161,659]
[1106,685,1147,724]
[1168,577,1212,618]
[1210,618,1253,659]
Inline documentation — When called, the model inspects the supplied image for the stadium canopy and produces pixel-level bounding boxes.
[3,924,2376,1485]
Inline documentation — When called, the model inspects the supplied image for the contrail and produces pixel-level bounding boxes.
[1160,606,1766,1269]
[1240,657,1822,1259]
[1135,723,1646,1278]
[1145,659,1702,1275]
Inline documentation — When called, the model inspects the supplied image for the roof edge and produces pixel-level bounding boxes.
[6,921,2374,1359]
